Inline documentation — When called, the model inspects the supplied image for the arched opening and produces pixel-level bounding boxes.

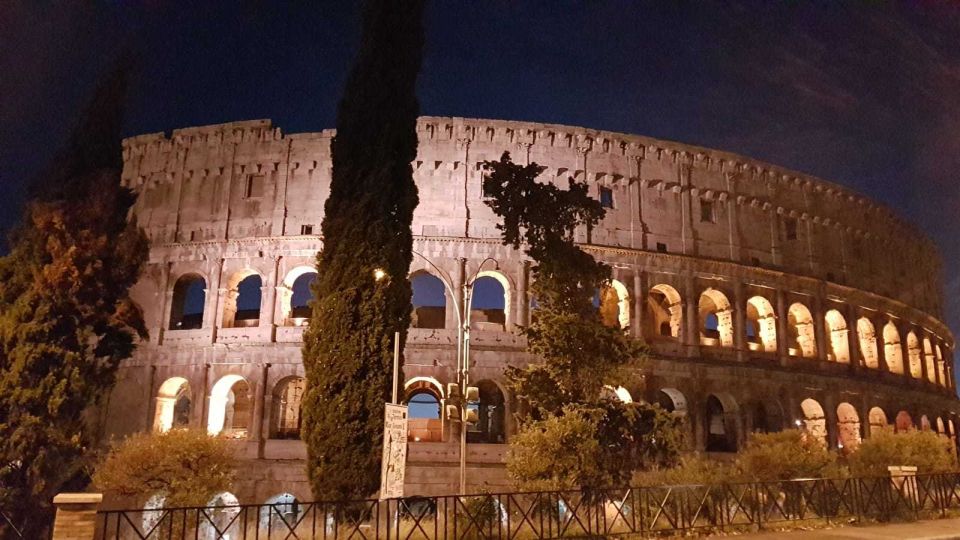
[597,279,630,329]
[289,273,316,322]
[467,380,506,444]
[259,493,301,533]
[883,322,904,374]
[169,274,206,330]
[745,296,777,353]
[937,417,947,438]
[705,394,737,452]
[656,388,688,416]
[747,399,782,433]
[201,492,240,540]
[646,284,682,339]
[699,289,733,347]
[222,271,263,328]
[906,331,922,379]
[836,403,861,452]
[410,272,447,329]
[800,398,827,447]
[153,377,192,432]
[787,303,817,358]
[405,381,442,442]
[824,310,850,363]
[950,419,956,439]
[207,375,253,438]
[857,318,879,369]
[895,410,913,433]
[923,338,936,383]
[868,407,889,436]
[279,266,317,326]
[271,376,305,439]
[920,415,932,432]
[470,272,508,329]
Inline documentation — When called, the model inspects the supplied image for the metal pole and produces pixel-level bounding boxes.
[392,331,400,405]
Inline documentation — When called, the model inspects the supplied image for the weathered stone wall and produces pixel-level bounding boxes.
[103,117,959,506]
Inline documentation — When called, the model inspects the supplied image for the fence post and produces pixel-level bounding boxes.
[51,493,102,540]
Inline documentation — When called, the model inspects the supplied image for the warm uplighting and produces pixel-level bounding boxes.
[373,268,387,281]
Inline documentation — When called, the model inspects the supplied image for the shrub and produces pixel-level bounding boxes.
[737,429,837,481]
[636,455,736,486]
[847,430,956,476]
[93,429,236,507]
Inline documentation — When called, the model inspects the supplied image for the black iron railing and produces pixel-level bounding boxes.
[96,472,960,539]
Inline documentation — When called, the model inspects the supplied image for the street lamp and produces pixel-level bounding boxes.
[410,250,499,494]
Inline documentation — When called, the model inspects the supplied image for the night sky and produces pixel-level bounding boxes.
[3,2,959,372]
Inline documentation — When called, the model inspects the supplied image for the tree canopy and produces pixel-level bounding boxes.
[301,0,425,501]
[0,58,147,536]
[482,152,681,492]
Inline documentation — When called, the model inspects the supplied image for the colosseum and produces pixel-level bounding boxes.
[103,116,959,506]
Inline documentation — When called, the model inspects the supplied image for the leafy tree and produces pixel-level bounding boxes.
[0,58,147,536]
[482,153,681,492]
[301,0,425,500]
[93,430,236,507]
[848,429,957,476]
[737,429,837,481]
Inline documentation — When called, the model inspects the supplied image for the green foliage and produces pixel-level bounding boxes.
[848,430,957,476]
[0,59,147,536]
[737,429,837,481]
[482,152,681,491]
[301,0,425,500]
[637,455,735,487]
[93,430,235,507]
[509,402,682,491]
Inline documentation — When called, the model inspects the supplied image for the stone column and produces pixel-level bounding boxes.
[683,275,700,357]
[630,152,647,250]
[775,289,789,365]
[204,258,225,342]
[145,365,157,432]
[254,363,271,458]
[155,263,171,345]
[260,257,281,336]
[518,261,530,327]
[724,173,742,262]
[823,394,839,451]
[846,305,862,369]
[51,493,102,540]
[733,281,746,361]
[812,295,828,361]
[633,272,646,340]
[679,161,695,256]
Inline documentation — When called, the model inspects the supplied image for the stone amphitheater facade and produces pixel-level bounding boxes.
[103,116,958,506]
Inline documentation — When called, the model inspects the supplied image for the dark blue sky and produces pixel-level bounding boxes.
[2,1,959,359]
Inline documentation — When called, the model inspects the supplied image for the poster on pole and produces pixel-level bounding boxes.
[380,403,408,499]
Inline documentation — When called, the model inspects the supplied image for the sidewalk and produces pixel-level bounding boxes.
[708,517,960,539]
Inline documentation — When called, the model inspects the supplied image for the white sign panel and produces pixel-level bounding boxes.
[380,403,408,499]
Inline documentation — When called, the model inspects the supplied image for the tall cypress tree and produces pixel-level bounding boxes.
[0,59,148,536]
[301,0,425,500]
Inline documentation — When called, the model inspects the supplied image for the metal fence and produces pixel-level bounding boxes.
[96,472,960,539]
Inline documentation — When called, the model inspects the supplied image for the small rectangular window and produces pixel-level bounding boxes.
[189,230,197,242]
[300,224,314,235]
[599,187,614,209]
[700,198,715,223]
[656,242,668,253]
[784,217,798,240]
[245,174,265,198]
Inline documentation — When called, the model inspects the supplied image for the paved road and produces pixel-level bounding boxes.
[708,517,960,539]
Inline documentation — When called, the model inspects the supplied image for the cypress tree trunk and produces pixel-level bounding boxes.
[301,0,425,500]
